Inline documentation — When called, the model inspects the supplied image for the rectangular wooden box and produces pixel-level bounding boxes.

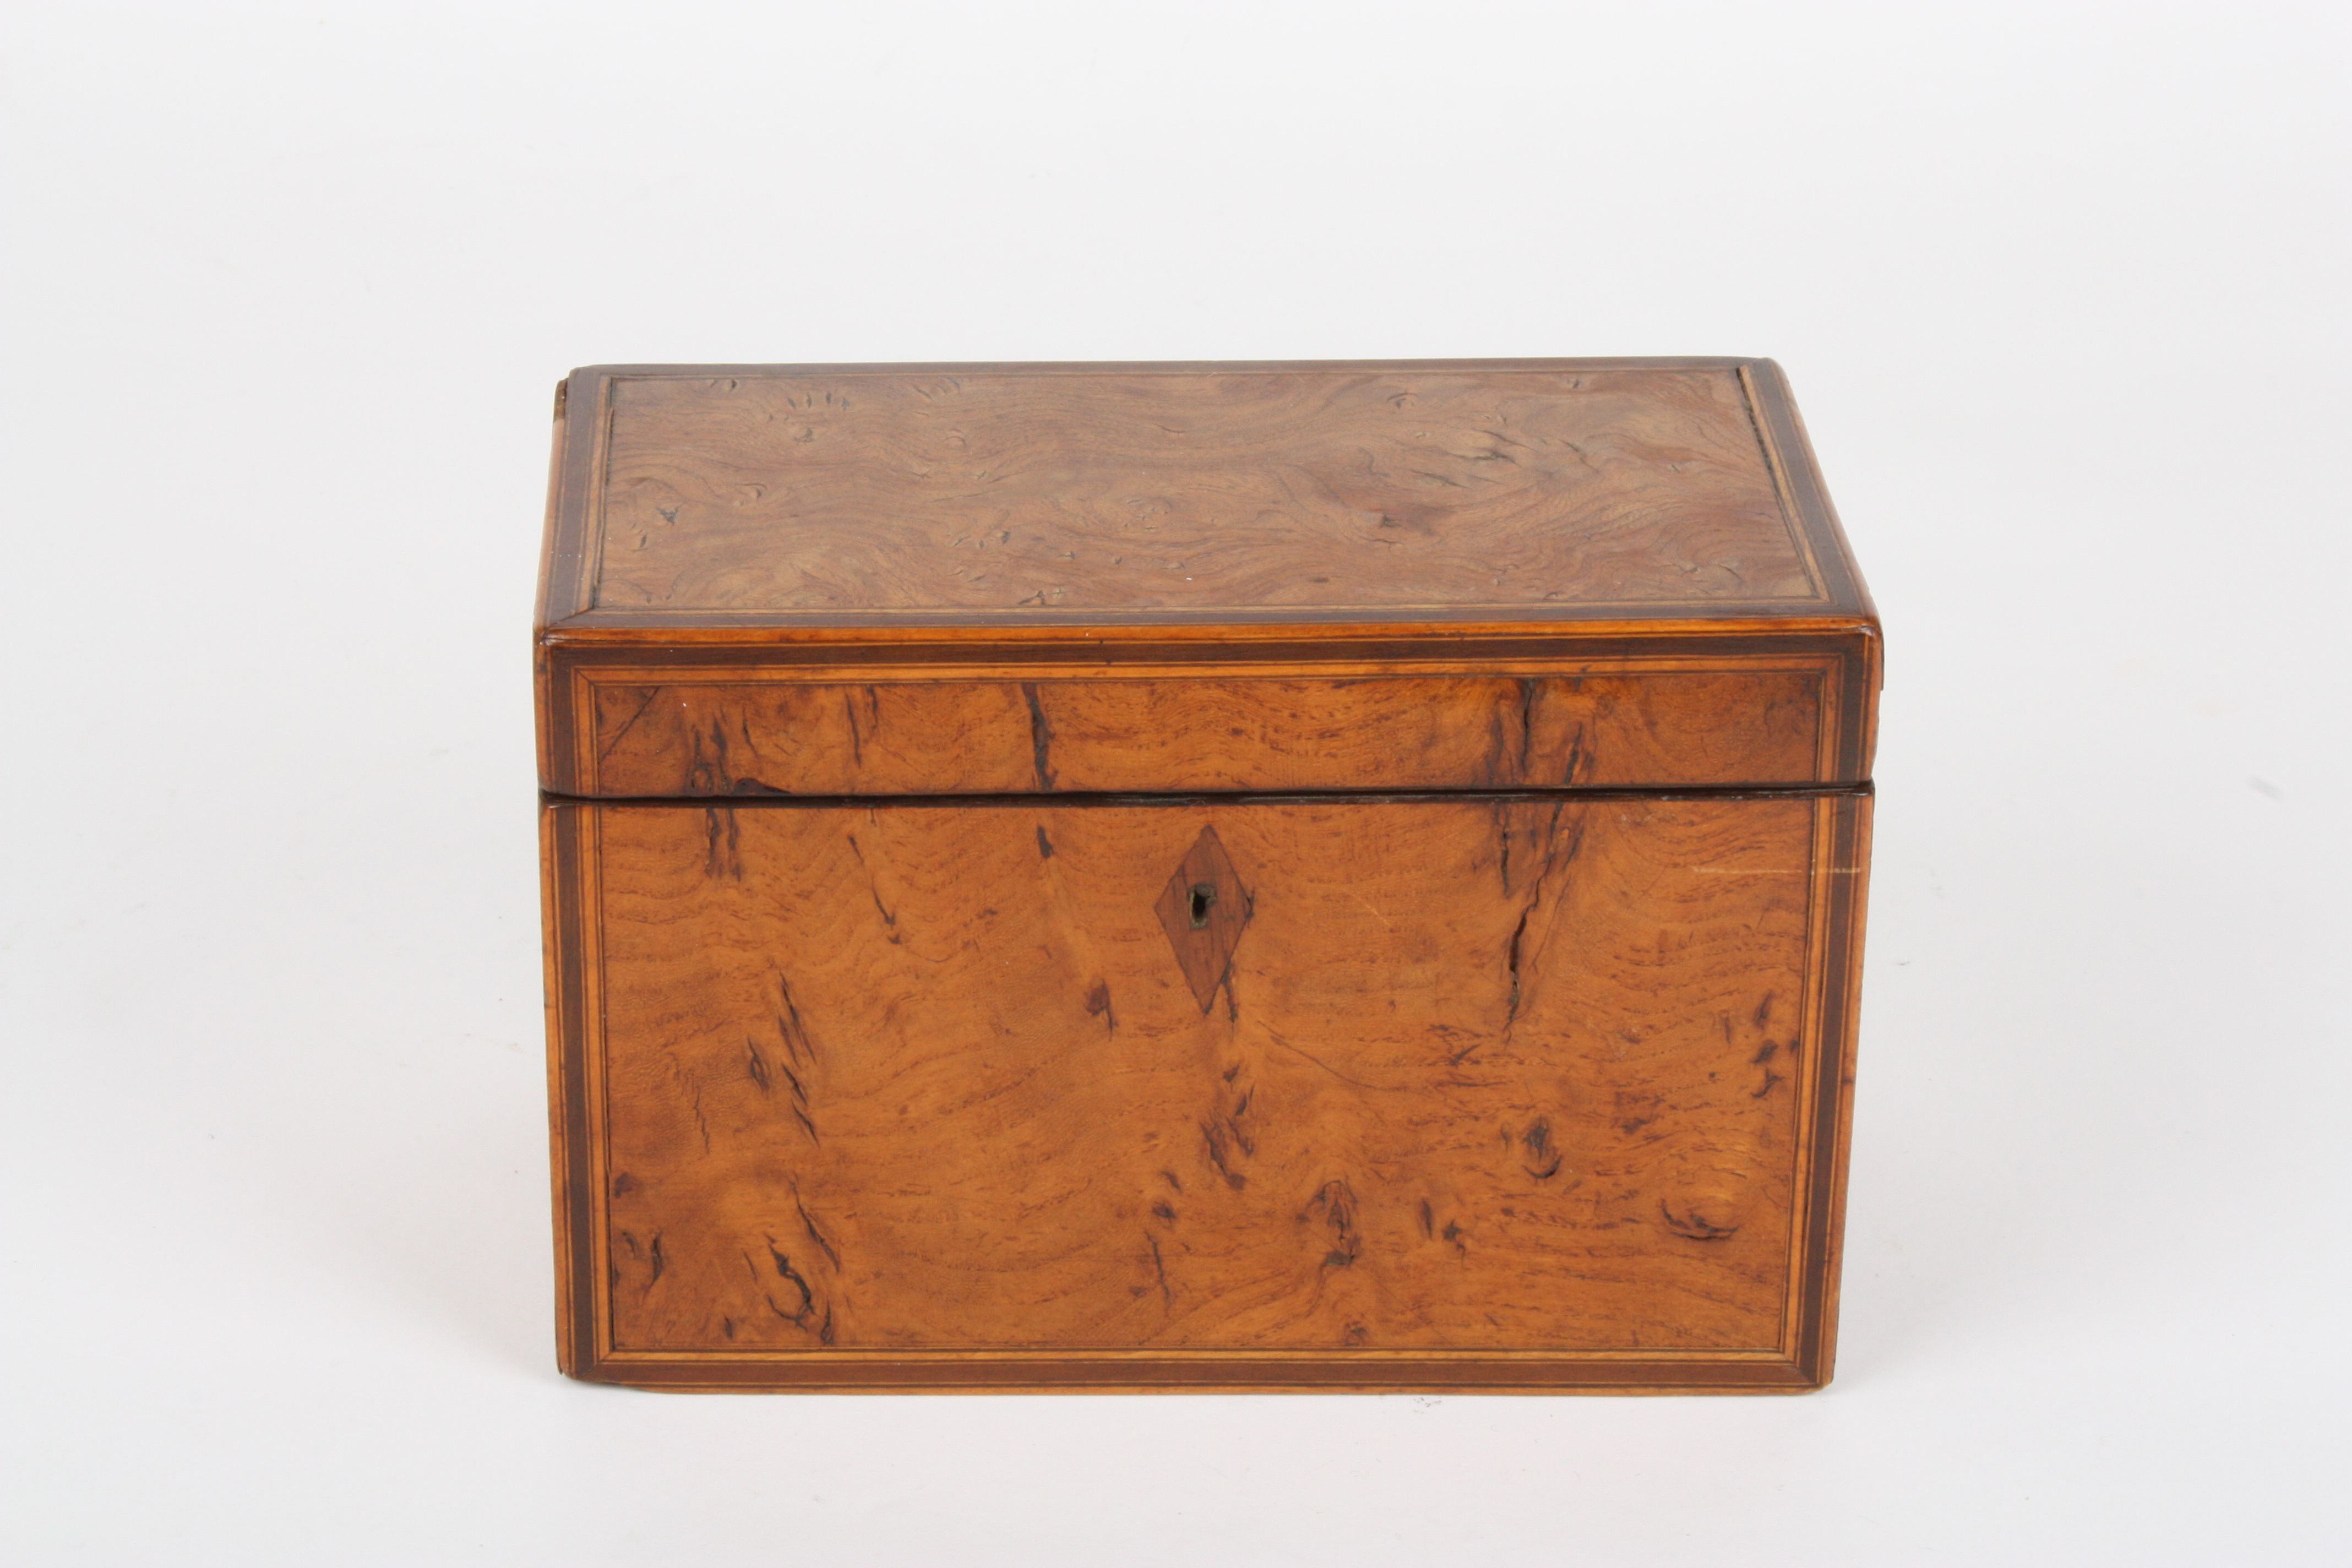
[536,360,1878,1392]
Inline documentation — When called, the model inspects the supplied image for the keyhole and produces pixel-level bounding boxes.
[1189,883,1217,928]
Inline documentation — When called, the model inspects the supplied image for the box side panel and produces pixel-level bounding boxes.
[538,372,605,631]
[1795,788,1872,1385]
[541,801,601,1376]
[534,386,568,794]
[1742,361,1876,627]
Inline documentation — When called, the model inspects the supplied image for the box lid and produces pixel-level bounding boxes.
[536,360,1878,795]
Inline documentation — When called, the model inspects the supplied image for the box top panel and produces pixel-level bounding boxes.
[539,358,1872,640]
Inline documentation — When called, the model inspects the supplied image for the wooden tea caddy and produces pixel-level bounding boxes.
[536,360,1878,1392]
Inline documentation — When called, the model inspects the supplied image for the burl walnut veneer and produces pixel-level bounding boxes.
[536,360,1879,1392]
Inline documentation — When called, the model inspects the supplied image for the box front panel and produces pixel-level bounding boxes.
[545,792,1866,1388]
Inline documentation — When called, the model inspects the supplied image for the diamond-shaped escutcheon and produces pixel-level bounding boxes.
[1155,825,1254,1013]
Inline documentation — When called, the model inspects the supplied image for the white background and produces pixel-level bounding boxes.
[3,3,2346,1562]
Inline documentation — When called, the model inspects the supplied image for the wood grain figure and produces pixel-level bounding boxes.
[537,359,1879,1392]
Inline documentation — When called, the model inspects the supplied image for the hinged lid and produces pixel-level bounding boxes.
[536,360,1877,797]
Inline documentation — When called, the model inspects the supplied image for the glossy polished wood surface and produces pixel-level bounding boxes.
[535,360,1882,800]
[580,364,1816,618]
[535,359,1879,1392]
[538,358,1875,634]
[575,667,1836,798]
[542,791,1871,1389]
